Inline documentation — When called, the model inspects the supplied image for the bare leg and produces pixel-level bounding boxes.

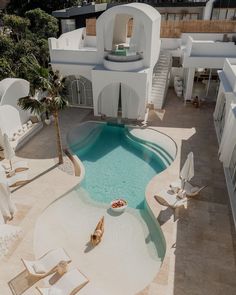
[95,216,104,232]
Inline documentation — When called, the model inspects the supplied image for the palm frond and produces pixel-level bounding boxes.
[18,95,44,115]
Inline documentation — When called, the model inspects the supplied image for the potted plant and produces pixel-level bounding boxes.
[44,111,51,125]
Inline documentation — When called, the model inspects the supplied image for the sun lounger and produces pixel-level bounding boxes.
[154,189,188,209]
[3,161,29,173]
[7,172,29,187]
[36,268,89,295]
[170,179,206,197]
[22,248,71,278]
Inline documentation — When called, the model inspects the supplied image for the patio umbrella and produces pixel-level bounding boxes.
[3,133,15,171]
[0,163,6,182]
[180,152,194,188]
[0,182,16,220]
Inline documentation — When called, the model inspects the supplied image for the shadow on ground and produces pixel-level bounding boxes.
[150,89,236,295]
[17,108,92,160]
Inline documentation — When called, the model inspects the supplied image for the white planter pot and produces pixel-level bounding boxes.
[45,119,51,125]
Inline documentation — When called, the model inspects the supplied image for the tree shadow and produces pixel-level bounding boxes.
[157,207,174,226]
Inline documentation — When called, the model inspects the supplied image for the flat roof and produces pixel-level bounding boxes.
[214,0,236,8]
[52,1,208,18]
[52,3,107,18]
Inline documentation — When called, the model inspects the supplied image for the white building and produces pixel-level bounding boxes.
[49,2,236,117]
[0,78,43,151]
[214,58,236,225]
[49,3,161,120]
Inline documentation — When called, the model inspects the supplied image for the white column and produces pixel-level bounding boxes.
[203,0,215,20]
[184,68,195,101]
[206,68,212,97]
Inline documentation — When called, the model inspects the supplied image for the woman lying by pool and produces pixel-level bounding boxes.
[90,216,104,246]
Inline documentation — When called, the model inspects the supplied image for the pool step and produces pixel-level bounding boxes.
[70,126,102,156]
[125,131,173,167]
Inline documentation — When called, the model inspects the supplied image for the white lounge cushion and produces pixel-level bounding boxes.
[176,189,186,199]
[7,171,28,187]
[22,248,71,278]
[32,262,46,274]
[155,189,187,209]
[22,124,28,132]
[170,185,179,194]
[36,269,89,295]
[49,287,63,295]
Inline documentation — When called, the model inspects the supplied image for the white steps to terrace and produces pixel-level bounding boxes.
[150,51,172,109]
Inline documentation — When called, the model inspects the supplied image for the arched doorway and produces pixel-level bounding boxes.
[65,76,93,108]
[121,83,140,119]
[97,83,141,119]
[97,83,120,117]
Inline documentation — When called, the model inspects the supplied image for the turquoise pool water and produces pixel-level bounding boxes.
[73,123,171,209]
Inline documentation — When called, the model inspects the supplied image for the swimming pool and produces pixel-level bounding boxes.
[34,122,176,294]
[70,122,173,209]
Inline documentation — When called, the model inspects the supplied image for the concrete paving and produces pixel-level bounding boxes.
[0,89,235,295]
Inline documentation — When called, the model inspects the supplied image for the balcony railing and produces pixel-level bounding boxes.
[86,18,236,38]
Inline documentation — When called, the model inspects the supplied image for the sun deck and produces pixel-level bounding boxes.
[0,90,236,295]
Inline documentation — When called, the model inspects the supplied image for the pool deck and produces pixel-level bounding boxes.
[1,90,236,295]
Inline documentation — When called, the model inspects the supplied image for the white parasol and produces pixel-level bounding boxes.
[0,182,16,220]
[3,133,15,171]
[180,152,194,187]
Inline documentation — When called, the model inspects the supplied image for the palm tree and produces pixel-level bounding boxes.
[18,55,68,164]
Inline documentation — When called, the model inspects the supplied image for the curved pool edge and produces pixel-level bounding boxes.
[66,121,179,256]
[29,120,179,295]
[66,120,178,185]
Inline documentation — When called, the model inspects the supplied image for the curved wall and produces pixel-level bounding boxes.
[103,58,143,71]
[0,79,31,142]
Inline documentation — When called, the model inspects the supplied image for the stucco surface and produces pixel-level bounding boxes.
[0,90,235,295]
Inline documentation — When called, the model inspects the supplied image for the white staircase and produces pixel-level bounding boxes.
[150,51,172,109]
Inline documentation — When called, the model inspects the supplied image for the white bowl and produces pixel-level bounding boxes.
[110,199,128,212]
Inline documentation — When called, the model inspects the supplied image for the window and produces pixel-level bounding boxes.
[61,19,76,33]
[161,14,166,21]
[212,8,236,20]
[219,9,227,20]
[212,9,219,20]
[67,77,93,108]
[227,9,236,20]
[229,144,236,190]
[167,14,175,21]
[190,14,199,20]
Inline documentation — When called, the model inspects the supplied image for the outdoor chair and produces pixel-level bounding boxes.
[170,179,206,197]
[154,189,188,209]
[21,248,71,278]
[7,171,29,187]
[3,161,29,173]
[36,268,89,295]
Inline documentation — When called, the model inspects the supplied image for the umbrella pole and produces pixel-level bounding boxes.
[182,179,186,190]
[10,160,12,171]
